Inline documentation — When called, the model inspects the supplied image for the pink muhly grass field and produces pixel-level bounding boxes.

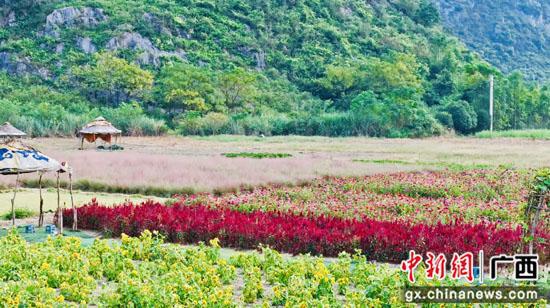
[0,149,419,192]
[3,135,548,193]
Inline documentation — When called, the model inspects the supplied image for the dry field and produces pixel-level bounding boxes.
[1,135,548,193]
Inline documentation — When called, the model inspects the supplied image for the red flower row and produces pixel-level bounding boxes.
[62,199,547,263]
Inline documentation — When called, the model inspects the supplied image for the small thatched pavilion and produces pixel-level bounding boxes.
[78,117,122,149]
[0,122,26,140]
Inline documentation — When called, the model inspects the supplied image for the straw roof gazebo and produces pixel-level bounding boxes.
[78,117,122,149]
[0,122,26,139]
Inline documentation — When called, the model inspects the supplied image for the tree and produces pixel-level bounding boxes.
[165,89,208,113]
[156,63,218,115]
[443,98,477,134]
[414,0,440,27]
[72,53,153,106]
[364,53,425,103]
[350,91,379,112]
[218,68,257,112]
[350,90,441,137]
[316,64,362,105]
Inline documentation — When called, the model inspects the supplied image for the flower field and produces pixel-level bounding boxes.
[191,169,532,226]
[63,169,549,263]
[1,230,545,307]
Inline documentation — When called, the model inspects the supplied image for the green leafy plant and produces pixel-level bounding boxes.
[532,168,550,194]
[2,208,35,220]
[222,152,292,159]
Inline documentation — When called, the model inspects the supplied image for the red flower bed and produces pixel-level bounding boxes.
[62,199,547,263]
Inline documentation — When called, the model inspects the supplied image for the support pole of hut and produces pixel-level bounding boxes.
[56,172,62,235]
[10,172,20,227]
[80,137,84,150]
[61,202,65,235]
[69,172,77,230]
[38,173,44,227]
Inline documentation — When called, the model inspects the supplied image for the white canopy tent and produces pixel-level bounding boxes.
[0,140,74,231]
[0,140,63,175]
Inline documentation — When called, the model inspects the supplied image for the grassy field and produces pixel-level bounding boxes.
[0,188,164,218]
[0,135,547,196]
[476,129,550,139]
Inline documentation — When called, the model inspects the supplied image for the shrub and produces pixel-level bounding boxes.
[176,112,230,135]
[62,201,546,263]
[101,103,167,136]
[435,111,454,128]
[2,208,35,220]
[223,152,292,159]
[200,112,230,134]
[444,99,478,134]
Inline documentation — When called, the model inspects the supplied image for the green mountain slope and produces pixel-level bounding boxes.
[0,0,548,137]
[435,0,549,82]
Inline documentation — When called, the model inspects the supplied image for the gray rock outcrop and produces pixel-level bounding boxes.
[142,13,172,36]
[238,46,267,71]
[106,32,185,66]
[0,10,16,27]
[77,37,97,54]
[45,7,107,37]
[254,50,266,71]
[55,43,64,54]
[0,52,51,79]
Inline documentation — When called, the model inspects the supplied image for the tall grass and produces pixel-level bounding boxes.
[177,112,442,138]
[21,178,191,198]
[7,114,87,137]
[475,130,550,140]
[0,99,167,137]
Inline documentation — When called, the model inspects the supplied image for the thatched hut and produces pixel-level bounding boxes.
[0,122,26,139]
[78,117,122,149]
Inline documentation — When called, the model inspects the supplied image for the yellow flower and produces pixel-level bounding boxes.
[40,262,50,270]
[209,238,220,248]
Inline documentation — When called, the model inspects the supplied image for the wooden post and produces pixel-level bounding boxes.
[489,75,494,132]
[38,174,44,227]
[80,137,84,150]
[60,202,64,235]
[69,172,77,230]
[10,172,20,227]
[56,172,61,234]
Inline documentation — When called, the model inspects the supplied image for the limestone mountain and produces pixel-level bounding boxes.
[435,0,549,81]
[0,0,548,137]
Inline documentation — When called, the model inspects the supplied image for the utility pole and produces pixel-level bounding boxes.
[489,75,494,132]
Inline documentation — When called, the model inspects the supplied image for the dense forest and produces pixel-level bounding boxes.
[435,0,549,82]
[0,0,548,137]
